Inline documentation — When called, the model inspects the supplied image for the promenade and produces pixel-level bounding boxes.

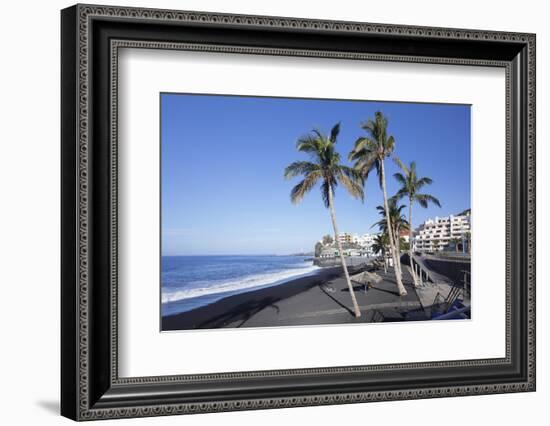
[226,265,427,327]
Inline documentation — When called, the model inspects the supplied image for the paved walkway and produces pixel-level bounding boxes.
[225,264,428,328]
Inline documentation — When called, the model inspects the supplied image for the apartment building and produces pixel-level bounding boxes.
[413,210,471,252]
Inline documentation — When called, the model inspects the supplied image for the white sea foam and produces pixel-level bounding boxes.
[161,264,320,304]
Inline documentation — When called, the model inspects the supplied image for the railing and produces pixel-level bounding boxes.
[410,255,442,286]
[408,254,471,319]
[433,251,471,260]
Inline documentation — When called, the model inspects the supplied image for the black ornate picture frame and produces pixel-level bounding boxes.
[61,4,536,421]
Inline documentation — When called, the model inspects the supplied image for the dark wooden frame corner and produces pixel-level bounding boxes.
[61,3,536,421]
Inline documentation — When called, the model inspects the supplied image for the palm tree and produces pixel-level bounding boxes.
[285,123,364,317]
[349,111,407,295]
[314,241,324,257]
[322,234,334,246]
[372,232,390,273]
[373,199,410,279]
[392,160,441,287]
[449,237,461,253]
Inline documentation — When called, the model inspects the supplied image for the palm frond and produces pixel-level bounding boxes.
[372,232,390,255]
[392,160,440,210]
[360,119,377,139]
[371,218,387,231]
[336,166,364,201]
[348,137,374,161]
[415,193,441,209]
[296,134,322,158]
[392,156,408,174]
[393,172,407,187]
[352,155,377,175]
[290,171,322,204]
[284,161,320,180]
[373,198,408,235]
[415,176,433,190]
[391,187,409,203]
[311,128,326,142]
[395,203,406,215]
[385,135,395,155]
[328,149,341,167]
[350,111,397,190]
[286,123,365,211]
[329,122,341,144]
[350,138,379,184]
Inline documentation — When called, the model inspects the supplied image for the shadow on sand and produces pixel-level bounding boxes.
[318,284,355,316]
[197,297,282,328]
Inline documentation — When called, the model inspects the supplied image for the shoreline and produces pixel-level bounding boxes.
[161,256,373,317]
[161,262,323,317]
[161,264,363,330]
[161,255,470,330]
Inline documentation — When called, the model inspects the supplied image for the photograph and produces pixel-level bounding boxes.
[160,93,472,331]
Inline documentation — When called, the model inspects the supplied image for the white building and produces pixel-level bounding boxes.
[319,232,379,257]
[352,233,377,256]
[337,233,353,245]
[343,248,363,257]
[413,210,471,252]
[319,247,339,258]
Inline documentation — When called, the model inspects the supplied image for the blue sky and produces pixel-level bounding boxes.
[161,93,470,255]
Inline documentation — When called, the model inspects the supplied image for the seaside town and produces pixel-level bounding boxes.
[162,105,472,330]
[315,209,471,260]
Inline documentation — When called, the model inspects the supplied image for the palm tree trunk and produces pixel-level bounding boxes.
[327,185,361,317]
[394,230,403,276]
[394,231,404,282]
[380,160,407,296]
[408,198,419,287]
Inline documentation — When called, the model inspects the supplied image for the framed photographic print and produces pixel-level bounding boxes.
[61,4,536,421]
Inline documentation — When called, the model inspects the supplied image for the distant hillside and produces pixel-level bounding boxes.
[457,208,471,216]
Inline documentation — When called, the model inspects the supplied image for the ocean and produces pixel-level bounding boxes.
[161,255,320,317]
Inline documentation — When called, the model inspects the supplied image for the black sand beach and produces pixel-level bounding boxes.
[162,264,426,331]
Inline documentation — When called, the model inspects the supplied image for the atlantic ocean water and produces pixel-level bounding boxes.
[161,255,320,316]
